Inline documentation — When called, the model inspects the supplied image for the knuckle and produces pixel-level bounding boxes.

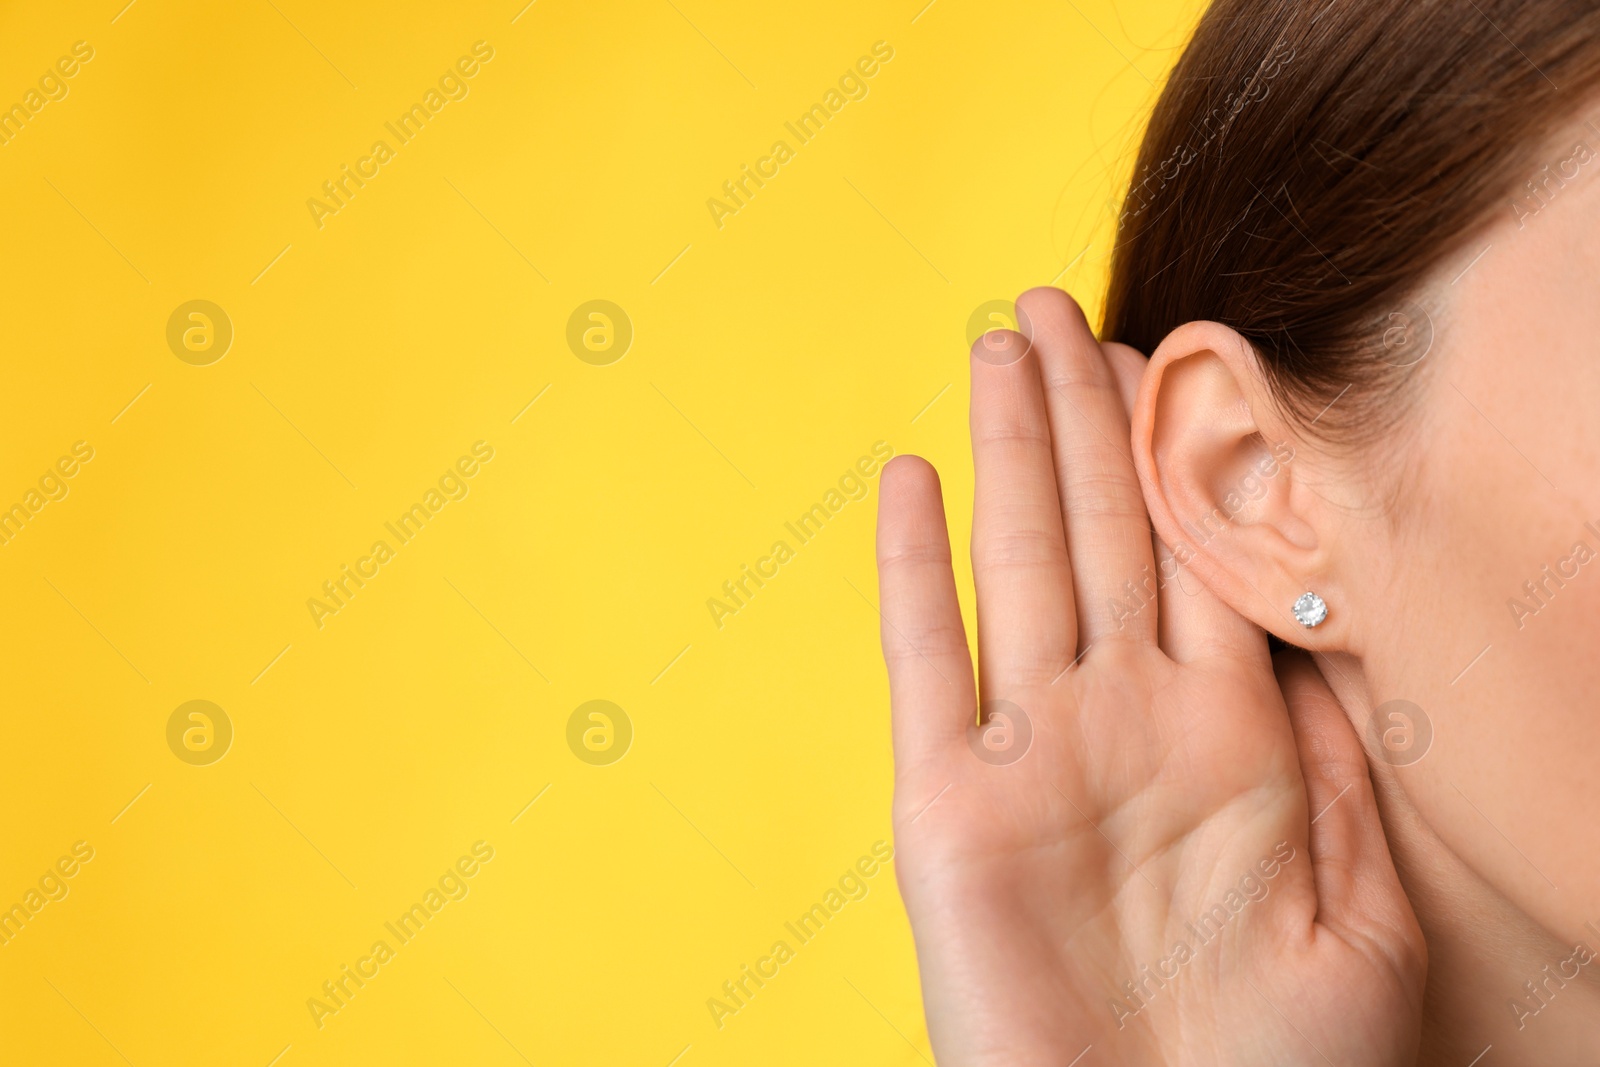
[975,422,1052,451]
[883,622,965,665]
[878,540,952,569]
[1067,499,1148,525]
[974,526,1068,569]
[1044,369,1117,395]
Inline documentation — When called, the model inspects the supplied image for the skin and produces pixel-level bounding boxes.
[880,126,1600,1062]
[1130,143,1600,1064]
[877,289,1423,1066]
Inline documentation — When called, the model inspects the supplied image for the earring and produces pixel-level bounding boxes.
[1292,591,1328,628]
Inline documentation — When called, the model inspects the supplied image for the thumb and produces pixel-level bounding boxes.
[1274,650,1423,970]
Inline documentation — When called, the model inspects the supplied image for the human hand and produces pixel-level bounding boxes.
[875,288,1425,1065]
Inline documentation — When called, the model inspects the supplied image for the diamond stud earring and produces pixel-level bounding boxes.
[1292,591,1328,628]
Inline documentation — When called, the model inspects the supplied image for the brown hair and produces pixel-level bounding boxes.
[1102,0,1600,438]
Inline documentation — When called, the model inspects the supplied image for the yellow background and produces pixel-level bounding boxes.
[0,0,1197,1062]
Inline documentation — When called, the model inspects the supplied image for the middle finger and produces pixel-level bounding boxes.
[1020,287,1158,649]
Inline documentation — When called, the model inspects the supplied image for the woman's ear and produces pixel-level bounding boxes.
[1130,321,1351,650]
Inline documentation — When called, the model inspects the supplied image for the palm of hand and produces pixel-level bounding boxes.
[877,289,1424,1067]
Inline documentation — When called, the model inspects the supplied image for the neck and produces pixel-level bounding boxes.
[1318,652,1600,1065]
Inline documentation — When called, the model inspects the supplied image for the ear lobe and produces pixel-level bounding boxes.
[1130,321,1348,648]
